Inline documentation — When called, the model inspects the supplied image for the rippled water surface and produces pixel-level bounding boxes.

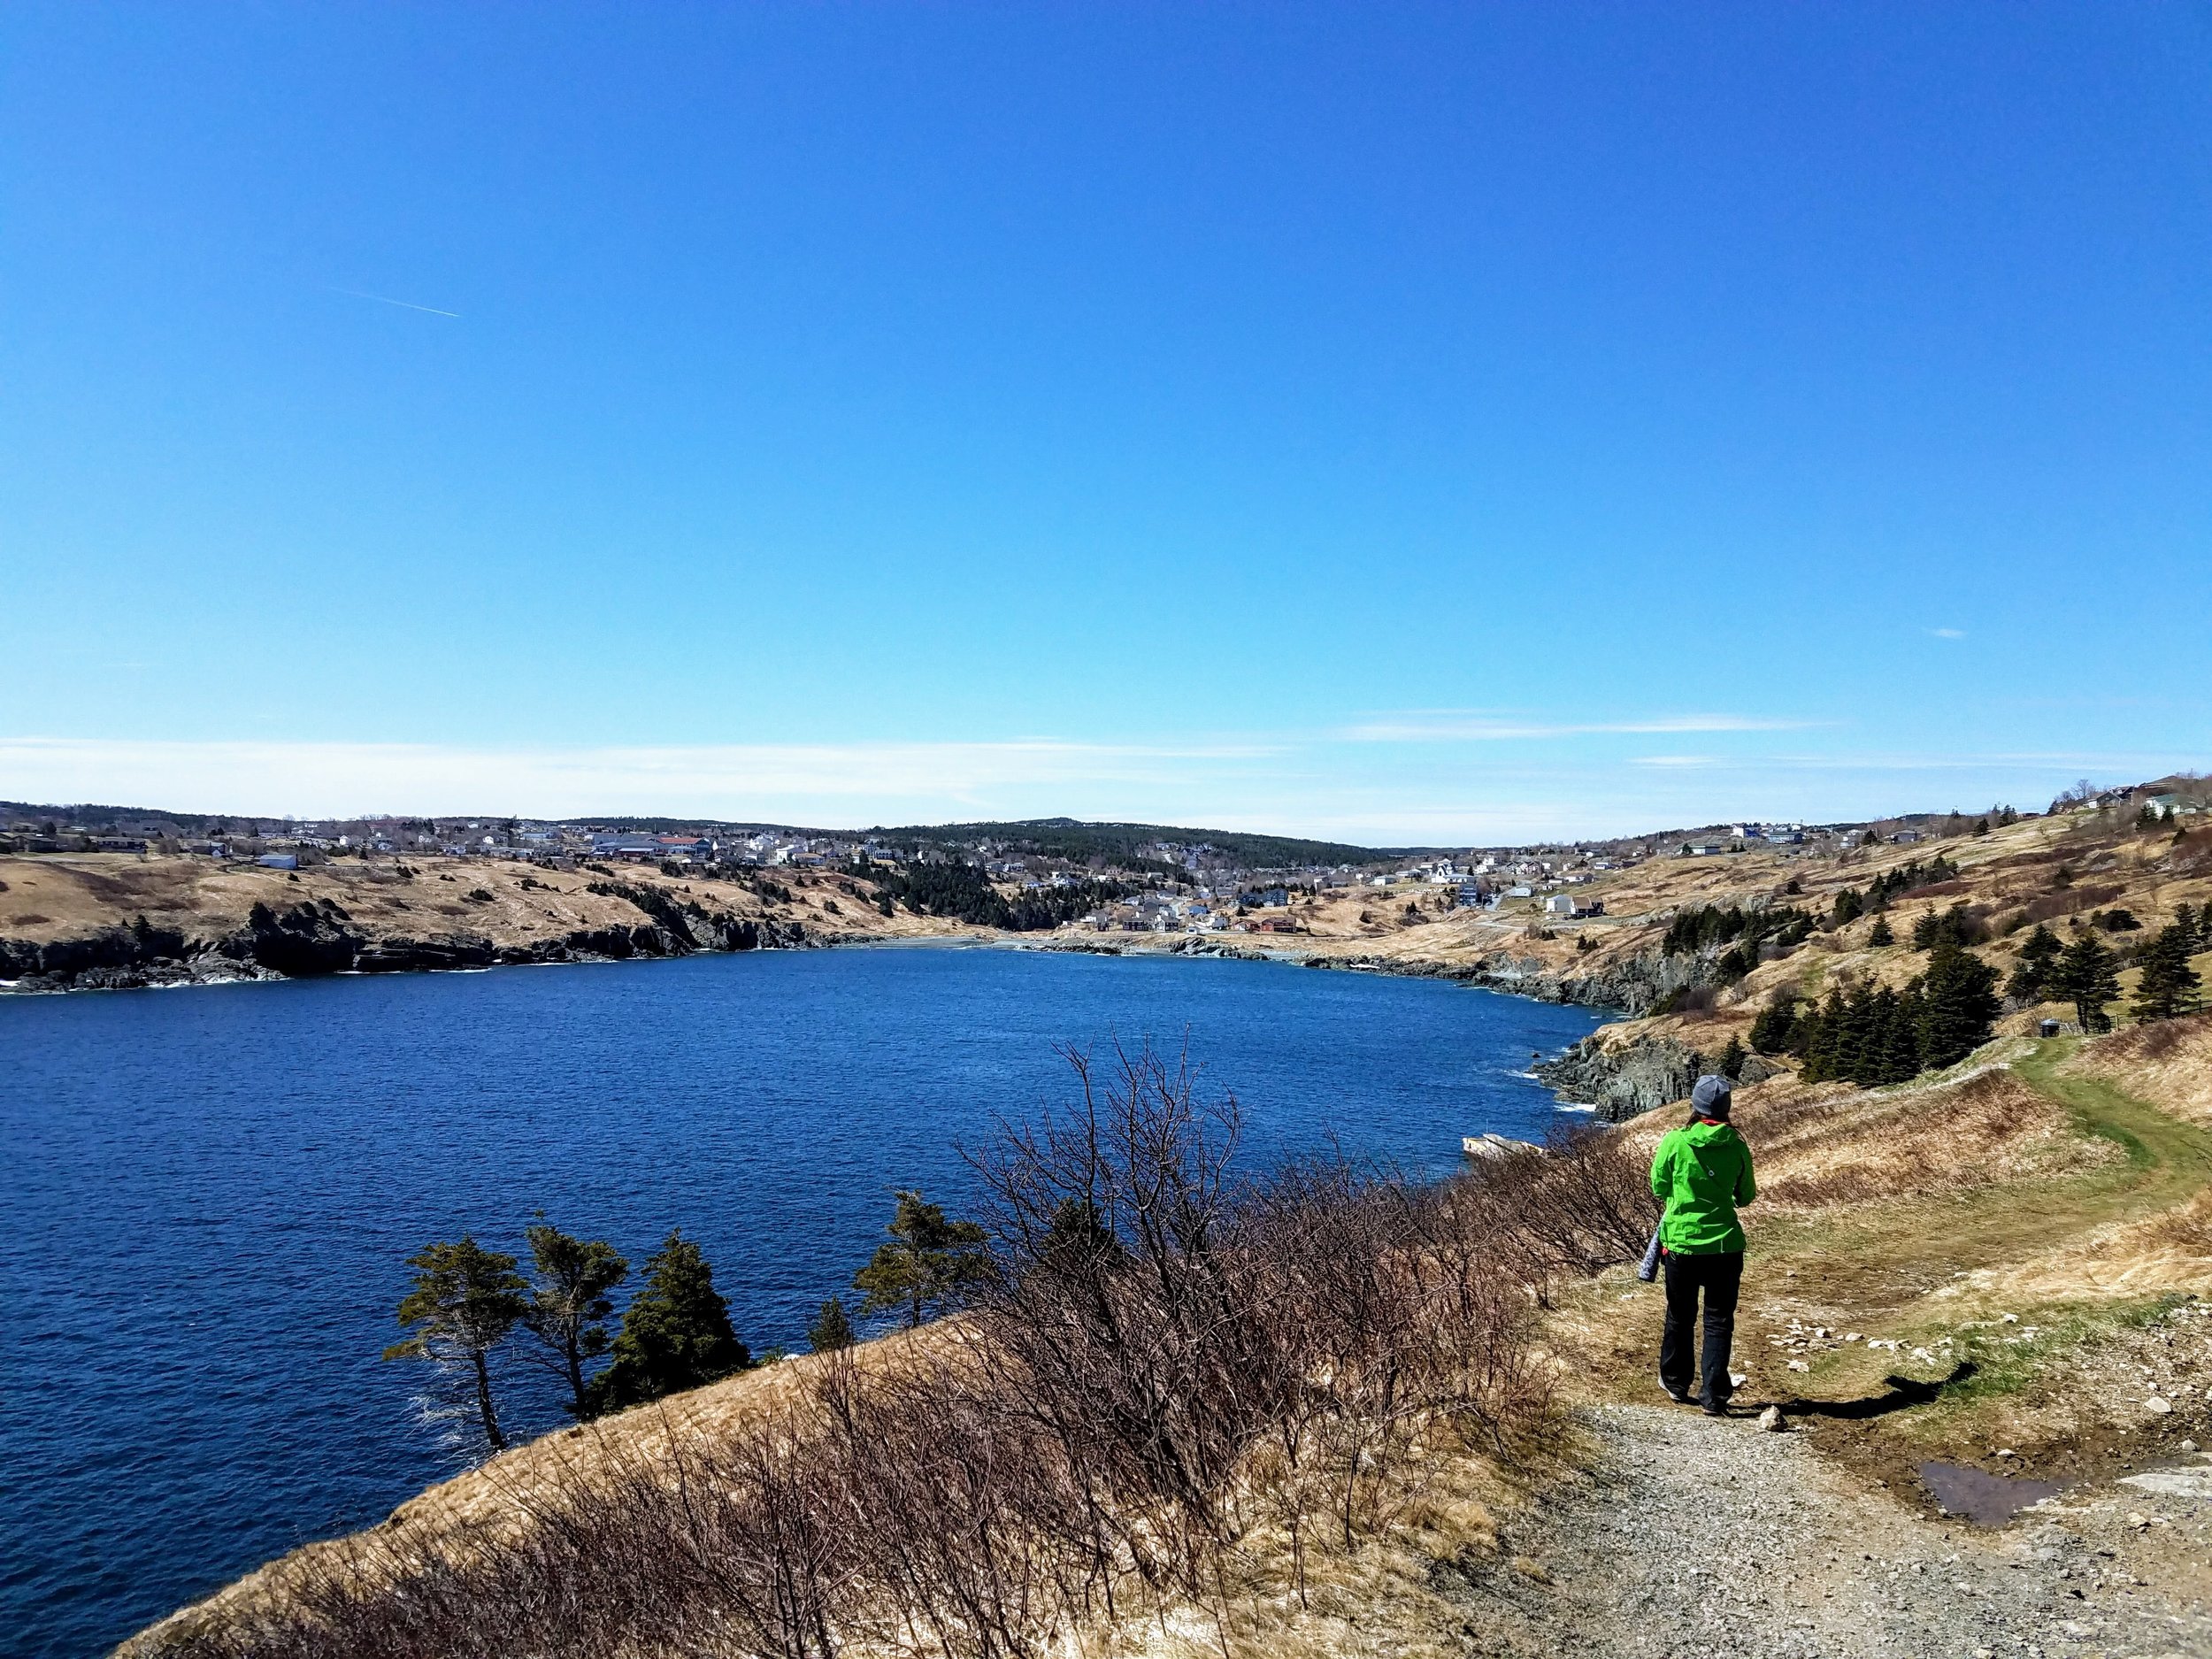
[4,944,1605,1657]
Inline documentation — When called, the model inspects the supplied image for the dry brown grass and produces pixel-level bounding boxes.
[1740,1064,2115,1209]
[0,851,972,961]
[2062,1011,2212,1125]
[128,1048,1643,1659]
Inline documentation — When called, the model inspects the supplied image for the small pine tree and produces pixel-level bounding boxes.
[385,1238,529,1451]
[520,1223,629,1420]
[1868,916,1895,948]
[807,1295,856,1353]
[588,1231,749,1412]
[1717,1033,1746,1079]
[2131,925,2203,1023]
[853,1189,989,1330]
[2055,933,2122,1034]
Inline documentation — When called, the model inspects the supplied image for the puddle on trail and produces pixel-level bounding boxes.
[1919,1462,2069,1525]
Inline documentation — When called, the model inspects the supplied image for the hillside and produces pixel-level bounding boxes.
[0,851,981,990]
[125,1015,2212,1658]
[1084,798,2212,1115]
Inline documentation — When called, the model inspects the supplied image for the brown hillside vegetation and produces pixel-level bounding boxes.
[0,849,978,968]
[127,1045,1651,1659]
[129,1019,2212,1659]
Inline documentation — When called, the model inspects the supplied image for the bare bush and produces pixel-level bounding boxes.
[136,1042,1649,1659]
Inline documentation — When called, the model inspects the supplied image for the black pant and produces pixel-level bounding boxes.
[1660,1248,1743,1406]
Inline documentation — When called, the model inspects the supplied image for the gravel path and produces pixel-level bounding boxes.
[1439,1405,2212,1658]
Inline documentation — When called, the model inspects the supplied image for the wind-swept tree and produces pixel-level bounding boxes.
[521,1222,629,1420]
[2055,932,2122,1034]
[588,1231,750,1412]
[385,1237,529,1451]
[853,1189,989,1329]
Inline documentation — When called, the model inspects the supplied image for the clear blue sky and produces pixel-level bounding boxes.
[4,4,2208,841]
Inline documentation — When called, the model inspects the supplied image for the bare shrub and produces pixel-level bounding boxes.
[135,1043,1648,1659]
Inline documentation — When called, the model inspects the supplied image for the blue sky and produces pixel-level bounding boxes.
[3,4,2208,841]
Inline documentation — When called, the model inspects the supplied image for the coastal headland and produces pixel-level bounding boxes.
[29,778,2212,1655]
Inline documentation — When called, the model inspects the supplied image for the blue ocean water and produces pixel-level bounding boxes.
[0,944,1604,1658]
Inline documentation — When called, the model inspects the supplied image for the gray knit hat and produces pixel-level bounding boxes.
[1691,1073,1734,1118]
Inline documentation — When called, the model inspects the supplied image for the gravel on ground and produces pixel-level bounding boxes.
[1435,1404,2212,1658]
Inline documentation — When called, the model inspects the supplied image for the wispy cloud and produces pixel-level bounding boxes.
[1629,755,1719,768]
[1926,627,1966,640]
[329,287,461,319]
[0,736,1277,823]
[1337,711,1815,743]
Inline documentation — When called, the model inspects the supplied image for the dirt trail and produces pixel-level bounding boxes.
[1446,1405,2212,1658]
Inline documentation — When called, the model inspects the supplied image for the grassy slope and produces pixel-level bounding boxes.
[126,1021,2212,1655]
[1557,1026,2212,1506]
[0,850,980,962]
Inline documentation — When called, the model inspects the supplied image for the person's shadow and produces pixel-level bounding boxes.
[1774,1363,1979,1420]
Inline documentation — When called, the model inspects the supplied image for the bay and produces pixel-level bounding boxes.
[1,943,1604,1657]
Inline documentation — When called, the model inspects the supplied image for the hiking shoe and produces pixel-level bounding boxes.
[1701,1398,1729,1417]
[1662,1384,1694,1405]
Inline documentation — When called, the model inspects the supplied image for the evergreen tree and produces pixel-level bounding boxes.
[1831,888,1865,928]
[385,1237,529,1451]
[1884,983,1929,1083]
[2006,925,2063,1003]
[1917,941,2001,1070]
[1798,987,1847,1080]
[1717,1033,1746,1079]
[2055,933,2122,1034]
[589,1231,750,1412]
[1748,995,1800,1056]
[1037,1195,1125,1275]
[807,1295,856,1353]
[2131,925,2203,1023]
[1910,902,1977,953]
[853,1189,989,1329]
[2176,902,2202,952]
[520,1223,629,1420]
[1867,916,1895,948]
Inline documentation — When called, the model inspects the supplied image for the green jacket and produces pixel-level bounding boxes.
[1650,1119,1755,1254]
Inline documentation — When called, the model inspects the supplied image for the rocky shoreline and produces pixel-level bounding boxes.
[0,892,818,995]
[1047,934,1739,1120]
[4,908,1729,1125]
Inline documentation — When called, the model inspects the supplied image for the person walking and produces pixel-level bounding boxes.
[1650,1073,1755,1415]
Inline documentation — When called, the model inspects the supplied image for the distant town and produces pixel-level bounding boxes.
[10,783,2198,941]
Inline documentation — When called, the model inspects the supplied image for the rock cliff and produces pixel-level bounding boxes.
[0,895,814,993]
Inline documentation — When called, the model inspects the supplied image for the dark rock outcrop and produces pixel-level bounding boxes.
[219,902,365,978]
[354,935,499,972]
[1536,1033,1708,1123]
[2,890,817,994]
[1301,947,1709,1019]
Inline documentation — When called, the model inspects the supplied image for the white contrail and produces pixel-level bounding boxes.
[329,287,460,319]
